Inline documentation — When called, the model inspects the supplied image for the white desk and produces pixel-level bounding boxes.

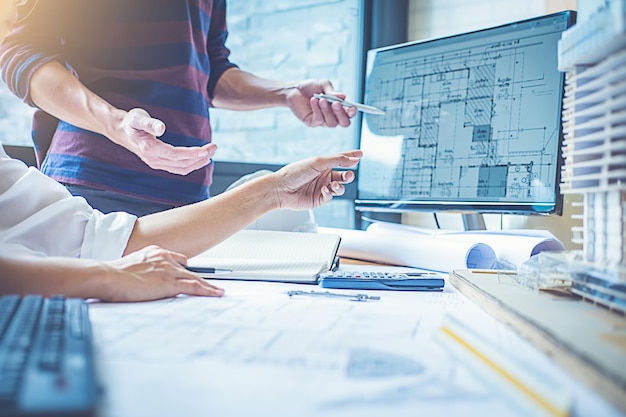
[88,266,623,417]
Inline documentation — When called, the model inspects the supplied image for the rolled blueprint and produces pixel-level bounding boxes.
[366,222,564,271]
[319,227,496,272]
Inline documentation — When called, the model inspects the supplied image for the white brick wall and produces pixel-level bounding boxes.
[212,0,360,164]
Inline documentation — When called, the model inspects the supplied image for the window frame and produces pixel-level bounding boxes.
[212,1,409,226]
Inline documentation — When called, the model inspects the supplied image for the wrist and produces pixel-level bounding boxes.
[265,172,287,210]
[99,108,127,141]
[246,173,283,211]
[276,83,299,106]
[45,258,117,301]
[79,262,118,301]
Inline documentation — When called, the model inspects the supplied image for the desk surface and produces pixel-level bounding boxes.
[450,269,626,414]
[88,266,623,417]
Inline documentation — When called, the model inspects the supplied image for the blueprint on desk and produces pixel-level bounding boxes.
[88,279,621,417]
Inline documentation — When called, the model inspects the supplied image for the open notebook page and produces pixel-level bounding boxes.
[188,230,341,283]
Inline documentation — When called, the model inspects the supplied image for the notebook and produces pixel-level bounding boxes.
[187,229,341,284]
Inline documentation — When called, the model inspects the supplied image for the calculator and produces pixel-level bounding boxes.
[317,271,445,291]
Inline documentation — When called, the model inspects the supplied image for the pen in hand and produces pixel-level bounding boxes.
[314,93,385,115]
[184,266,232,274]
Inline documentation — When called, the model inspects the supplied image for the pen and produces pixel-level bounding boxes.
[185,266,232,274]
[469,269,517,275]
[405,272,442,277]
[313,93,386,115]
[287,290,380,302]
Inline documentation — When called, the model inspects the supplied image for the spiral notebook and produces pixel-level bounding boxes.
[187,229,341,284]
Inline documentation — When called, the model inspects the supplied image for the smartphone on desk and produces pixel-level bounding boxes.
[317,270,445,291]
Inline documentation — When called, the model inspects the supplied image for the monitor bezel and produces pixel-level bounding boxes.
[355,11,576,216]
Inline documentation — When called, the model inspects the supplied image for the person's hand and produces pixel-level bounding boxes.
[101,245,225,302]
[111,108,217,175]
[286,80,357,128]
[271,150,362,210]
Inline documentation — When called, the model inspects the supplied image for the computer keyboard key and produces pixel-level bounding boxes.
[0,295,97,417]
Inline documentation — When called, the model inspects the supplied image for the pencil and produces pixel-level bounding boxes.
[436,315,571,417]
[469,269,517,275]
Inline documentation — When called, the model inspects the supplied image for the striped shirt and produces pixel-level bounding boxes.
[0,0,236,206]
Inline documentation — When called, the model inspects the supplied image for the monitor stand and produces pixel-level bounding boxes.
[357,211,401,230]
[359,212,486,232]
[462,213,486,231]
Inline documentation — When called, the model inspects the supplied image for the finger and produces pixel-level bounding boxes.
[341,170,355,183]
[340,149,363,158]
[163,249,189,267]
[309,98,326,127]
[150,160,212,175]
[138,137,213,160]
[176,278,225,297]
[131,114,166,137]
[162,141,215,159]
[321,81,345,100]
[318,99,338,128]
[158,257,224,293]
[336,150,363,167]
[148,154,213,175]
[345,106,358,119]
[195,278,226,293]
[176,157,215,174]
[314,151,362,172]
[328,181,345,196]
[165,266,226,295]
[163,143,217,163]
[331,170,355,184]
[138,142,216,173]
[299,155,359,182]
[330,102,352,127]
[319,185,333,205]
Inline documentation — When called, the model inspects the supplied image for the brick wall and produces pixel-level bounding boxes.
[211,0,361,164]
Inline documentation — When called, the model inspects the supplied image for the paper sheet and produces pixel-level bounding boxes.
[88,276,618,417]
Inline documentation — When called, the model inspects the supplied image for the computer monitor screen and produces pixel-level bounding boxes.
[356,11,575,215]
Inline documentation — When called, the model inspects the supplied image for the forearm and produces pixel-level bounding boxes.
[29,61,124,139]
[212,67,296,110]
[0,256,110,299]
[125,149,361,256]
[124,174,280,256]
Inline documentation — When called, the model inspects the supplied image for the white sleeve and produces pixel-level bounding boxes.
[81,209,136,260]
[0,145,137,260]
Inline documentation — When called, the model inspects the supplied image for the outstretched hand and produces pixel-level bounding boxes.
[112,108,216,175]
[271,150,362,210]
[286,80,357,128]
[102,245,225,302]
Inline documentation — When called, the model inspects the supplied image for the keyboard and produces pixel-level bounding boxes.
[0,295,97,417]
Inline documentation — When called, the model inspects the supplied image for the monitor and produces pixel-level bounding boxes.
[356,11,576,218]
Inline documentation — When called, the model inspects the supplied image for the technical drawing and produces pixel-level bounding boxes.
[360,30,563,204]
